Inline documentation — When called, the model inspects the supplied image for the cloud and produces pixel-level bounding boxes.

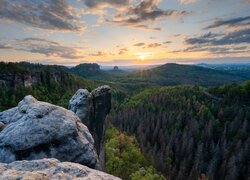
[134,43,145,46]
[118,48,128,55]
[0,44,12,49]
[182,29,250,55]
[81,0,129,8]
[108,0,189,30]
[213,29,250,45]
[147,43,162,48]
[132,24,161,31]
[163,41,172,44]
[185,32,221,45]
[204,16,250,30]
[0,0,85,32]
[182,45,249,54]
[89,51,109,56]
[179,0,198,4]
[4,38,85,59]
[186,29,250,46]
[133,41,171,48]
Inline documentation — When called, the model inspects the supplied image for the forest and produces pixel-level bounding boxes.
[107,82,250,180]
[0,62,249,179]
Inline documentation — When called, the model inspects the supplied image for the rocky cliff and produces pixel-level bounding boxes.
[0,62,77,90]
[0,71,72,89]
[0,95,97,168]
[69,85,111,156]
[0,158,121,179]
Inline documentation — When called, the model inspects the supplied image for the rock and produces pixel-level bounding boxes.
[0,107,18,125]
[90,85,111,154]
[69,86,111,155]
[69,89,92,126]
[0,95,98,168]
[0,158,121,180]
[0,122,4,131]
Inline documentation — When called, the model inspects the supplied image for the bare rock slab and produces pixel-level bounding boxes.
[0,95,98,168]
[0,158,120,180]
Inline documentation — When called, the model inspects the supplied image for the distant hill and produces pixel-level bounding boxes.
[69,63,247,95]
[128,63,246,86]
[71,63,128,80]
[196,63,250,79]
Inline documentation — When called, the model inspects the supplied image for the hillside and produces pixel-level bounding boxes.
[0,62,97,110]
[70,63,247,96]
[197,63,250,79]
[70,63,128,80]
[128,63,246,86]
[107,82,250,179]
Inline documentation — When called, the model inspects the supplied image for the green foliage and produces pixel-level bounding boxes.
[130,166,166,180]
[108,84,250,180]
[124,63,246,87]
[0,62,97,110]
[208,80,250,106]
[105,126,163,180]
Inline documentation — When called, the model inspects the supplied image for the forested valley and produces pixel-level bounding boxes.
[0,62,249,179]
[107,83,250,180]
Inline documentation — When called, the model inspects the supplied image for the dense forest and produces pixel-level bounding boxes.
[0,62,249,179]
[107,82,250,180]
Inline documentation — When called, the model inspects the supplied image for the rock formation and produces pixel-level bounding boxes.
[69,89,92,126]
[0,95,98,168]
[0,158,121,179]
[69,85,111,156]
[71,63,100,72]
[0,62,75,90]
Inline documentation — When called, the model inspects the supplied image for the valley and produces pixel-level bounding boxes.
[0,61,249,179]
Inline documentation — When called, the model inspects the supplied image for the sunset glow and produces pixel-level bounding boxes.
[0,0,249,66]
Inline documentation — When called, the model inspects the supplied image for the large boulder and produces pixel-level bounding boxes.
[0,95,98,168]
[0,158,120,179]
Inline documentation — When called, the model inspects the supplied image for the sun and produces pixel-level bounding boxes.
[138,55,146,60]
[136,52,151,61]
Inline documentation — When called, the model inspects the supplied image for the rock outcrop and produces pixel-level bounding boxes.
[69,85,111,156]
[0,71,70,89]
[0,158,121,180]
[69,89,92,126]
[0,95,98,168]
[71,63,100,72]
[0,62,75,90]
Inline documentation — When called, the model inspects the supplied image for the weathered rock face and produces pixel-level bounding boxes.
[69,86,111,156]
[0,73,33,89]
[69,89,92,126]
[0,70,71,90]
[0,158,121,180]
[0,95,98,168]
[90,86,111,155]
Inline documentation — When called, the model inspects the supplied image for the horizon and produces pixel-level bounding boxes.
[0,0,250,66]
[2,60,250,69]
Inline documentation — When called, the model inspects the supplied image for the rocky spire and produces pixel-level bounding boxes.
[69,85,111,156]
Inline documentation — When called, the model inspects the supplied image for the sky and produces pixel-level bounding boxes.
[0,0,250,66]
